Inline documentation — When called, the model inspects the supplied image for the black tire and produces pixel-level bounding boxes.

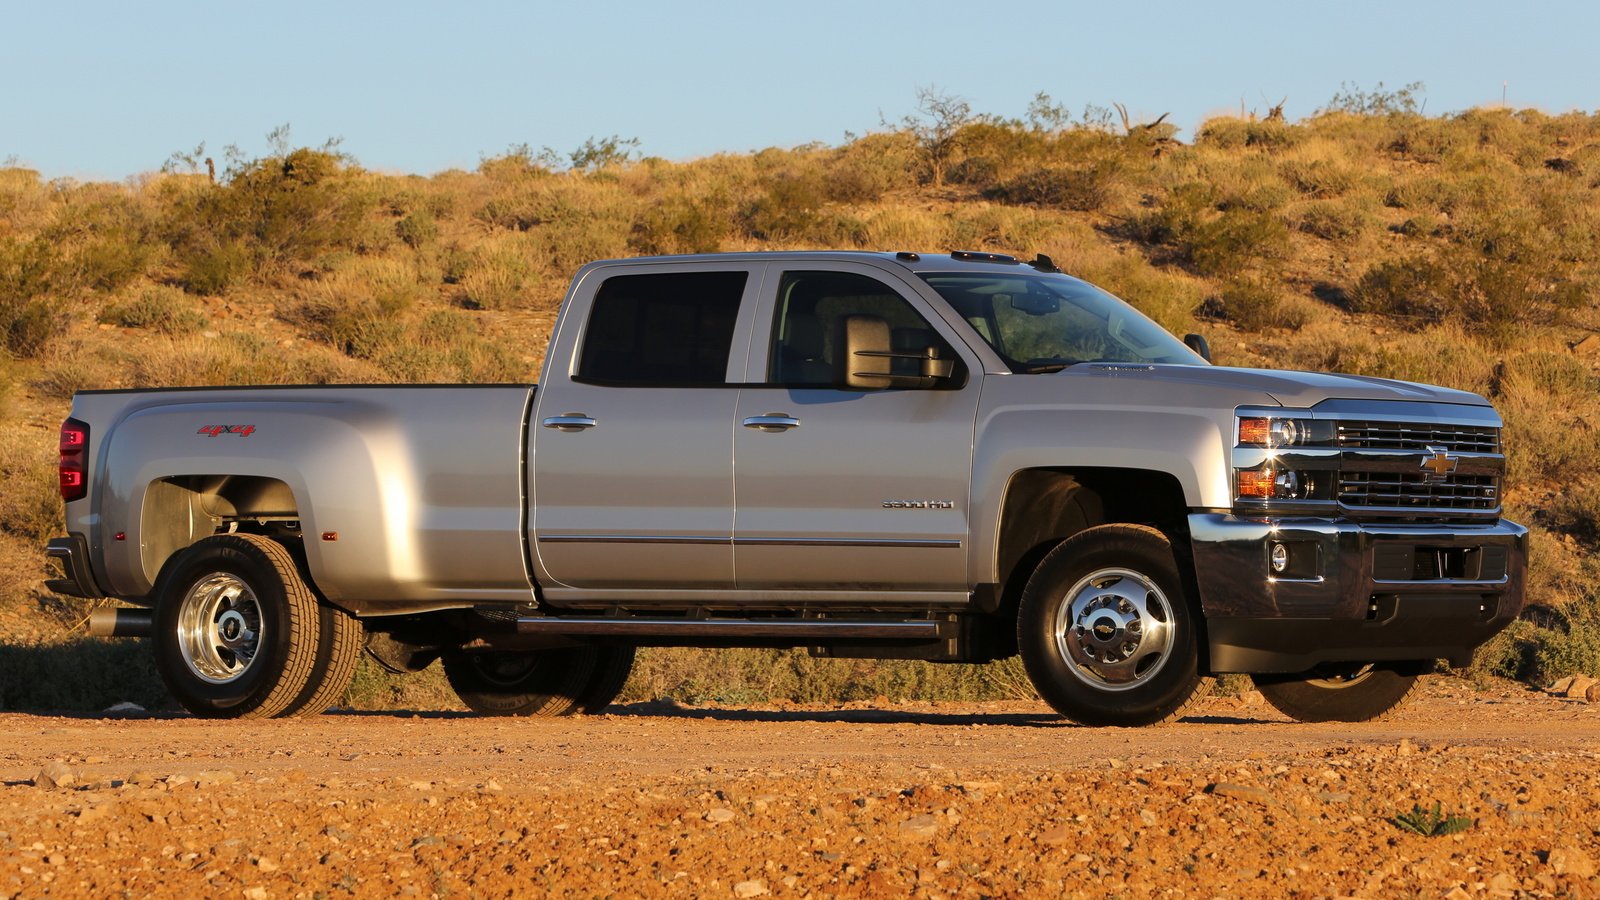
[1251,661,1429,723]
[276,599,362,718]
[441,647,598,717]
[153,534,322,719]
[1017,524,1209,727]
[573,646,636,715]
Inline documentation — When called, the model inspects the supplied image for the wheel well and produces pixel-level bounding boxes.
[987,467,1191,656]
[140,475,301,585]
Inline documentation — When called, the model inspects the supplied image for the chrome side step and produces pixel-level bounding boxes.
[516,616,943,640]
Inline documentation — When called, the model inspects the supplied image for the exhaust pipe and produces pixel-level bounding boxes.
[87,608,153,638]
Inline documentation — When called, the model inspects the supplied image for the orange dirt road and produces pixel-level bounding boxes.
[3,681,1599,899]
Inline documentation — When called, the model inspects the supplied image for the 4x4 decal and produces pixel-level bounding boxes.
[197,425,257,437]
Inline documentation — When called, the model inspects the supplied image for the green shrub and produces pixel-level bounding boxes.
[175,240,251,295]
[1280,159,1359,198]
[826,132,921,201]
[1187,208,1291,277]
[1548,488,1600,545]
[460,238,539,310]
[1195,117,1302,151]
[165,146,380,285]
[1500,350,1596,396]
[0,237,69,357]
[0,432,59,543]
[743,175,829,240]
[100,285,207,334]
[1536,623,1600,682]
[1206,278,1300,332]
[1348,256,1452,318]
[395,209,440,248]
[1297,200,1374,240]
[990,160,1124,212]
[631,193,734,255]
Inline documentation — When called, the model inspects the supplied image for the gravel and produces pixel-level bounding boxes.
[0,679,1597,897]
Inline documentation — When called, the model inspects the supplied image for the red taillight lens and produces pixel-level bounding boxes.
[59,417,89,502]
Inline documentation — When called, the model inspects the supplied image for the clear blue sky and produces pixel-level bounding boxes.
[4,0,1595,180]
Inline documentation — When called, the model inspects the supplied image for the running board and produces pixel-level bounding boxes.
[516,616,944,640]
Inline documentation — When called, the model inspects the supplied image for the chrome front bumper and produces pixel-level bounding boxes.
[1187,513,1527,673]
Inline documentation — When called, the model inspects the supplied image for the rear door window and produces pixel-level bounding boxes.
[577,271,748,386]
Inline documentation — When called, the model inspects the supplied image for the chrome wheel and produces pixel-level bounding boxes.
[176,572,263,684]
[1019,525,1206,726]
[1056,567,1174,692]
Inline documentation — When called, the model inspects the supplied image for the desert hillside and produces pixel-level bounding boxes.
[3,86,1598,706]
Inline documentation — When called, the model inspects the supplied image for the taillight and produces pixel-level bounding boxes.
[59,417,89,501]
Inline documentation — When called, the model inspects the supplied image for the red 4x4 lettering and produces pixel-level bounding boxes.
[197,425,256,437]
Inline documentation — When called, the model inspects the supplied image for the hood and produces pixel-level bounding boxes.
[1062,364,1491,410]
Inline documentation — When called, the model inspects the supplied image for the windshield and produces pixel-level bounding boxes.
[918,272,1205,372]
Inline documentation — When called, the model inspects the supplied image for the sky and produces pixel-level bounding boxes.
[4,0,1596,181]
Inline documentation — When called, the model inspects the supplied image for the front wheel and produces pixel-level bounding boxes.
[1252,661,1429,723]
[1017,524,1209,727]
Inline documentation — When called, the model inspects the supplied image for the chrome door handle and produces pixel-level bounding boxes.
[742,414,800,432]
[542,414,597,432]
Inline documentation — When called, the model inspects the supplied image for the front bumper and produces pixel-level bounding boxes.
[1188,513,1527,673]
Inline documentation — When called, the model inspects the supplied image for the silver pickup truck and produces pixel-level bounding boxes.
[46,250,1527,726]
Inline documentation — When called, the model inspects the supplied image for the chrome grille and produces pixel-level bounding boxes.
[1338,472,1499,511]
[1337,422,1499,453]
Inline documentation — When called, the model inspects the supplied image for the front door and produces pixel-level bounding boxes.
[732,265,981,596]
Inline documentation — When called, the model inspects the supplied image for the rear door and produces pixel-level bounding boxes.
[731,262,982,597]
[531,263,762,592]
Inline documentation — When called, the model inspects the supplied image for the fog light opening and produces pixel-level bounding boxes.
[1270,542,1289,573]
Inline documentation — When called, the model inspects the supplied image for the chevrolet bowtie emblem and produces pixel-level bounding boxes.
[1420,446,1458,482]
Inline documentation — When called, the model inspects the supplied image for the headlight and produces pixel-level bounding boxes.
[1237,416,1322,447]
[1233,412,1336,505]
[1235,468,1319,501]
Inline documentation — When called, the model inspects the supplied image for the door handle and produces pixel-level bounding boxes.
[742,414,800,432]
[542,414,597,432]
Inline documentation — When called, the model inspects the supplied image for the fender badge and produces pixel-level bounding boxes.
[198,425,257,437]
[1420,446,1458,482]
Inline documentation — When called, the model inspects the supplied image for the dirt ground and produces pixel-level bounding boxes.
[2,679,1599,900]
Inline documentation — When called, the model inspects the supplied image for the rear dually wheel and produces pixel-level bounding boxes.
[154,534,325,719]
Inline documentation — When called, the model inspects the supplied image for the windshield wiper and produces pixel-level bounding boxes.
[1013,360,1077,374]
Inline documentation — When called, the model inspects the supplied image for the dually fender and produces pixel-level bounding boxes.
[967,406,1232,585]
[98,395,532,611]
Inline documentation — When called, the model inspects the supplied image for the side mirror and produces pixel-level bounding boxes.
[832,314,954,391]
[1183,332,1212,363]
